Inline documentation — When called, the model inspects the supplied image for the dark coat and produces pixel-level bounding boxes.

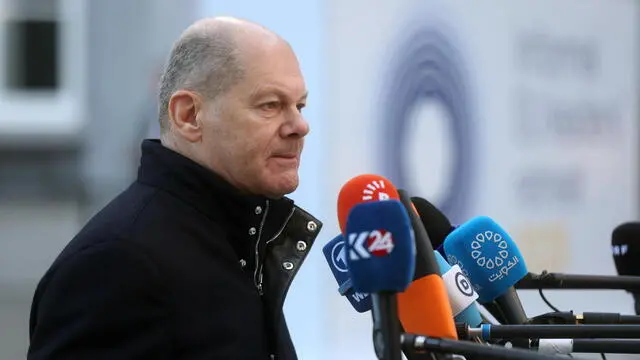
[27,139,323,360]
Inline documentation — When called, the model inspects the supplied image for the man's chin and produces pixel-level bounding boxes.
[264,174,299,198]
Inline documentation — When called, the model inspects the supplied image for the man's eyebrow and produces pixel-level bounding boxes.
[250,86,308,102]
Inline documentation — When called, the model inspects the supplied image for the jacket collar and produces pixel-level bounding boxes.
[136,140,295,237]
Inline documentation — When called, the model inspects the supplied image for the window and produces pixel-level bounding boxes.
[5,0,60,91]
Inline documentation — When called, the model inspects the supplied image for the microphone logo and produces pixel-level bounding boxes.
[361,180,391,201]
[447,253,482,293]
[348,230,395,260]
[612,244,629,256]
[470,231,509,269]
[331,240,348,272]
[454,271,475,297]
[368,230,395,256]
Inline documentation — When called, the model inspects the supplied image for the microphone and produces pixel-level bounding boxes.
[401,333,589,360]
[396,189,458,339]
[433,250,483,327]
[337,175,457,340]
[345,199,416,360]
[444,216,529,324]
[460,323,640,340]
[528,310,640,325]
[338,174,399,234]
[411,196,455,257]
[322,234,372,312]
[611,222,640,314]
[515,271,640,291]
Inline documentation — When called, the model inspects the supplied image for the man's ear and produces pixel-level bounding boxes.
[167,90,204,142]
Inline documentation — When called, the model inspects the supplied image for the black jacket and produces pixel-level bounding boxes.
[27,139,323,360]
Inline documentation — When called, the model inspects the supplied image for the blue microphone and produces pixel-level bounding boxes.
[444,216,529,324]
[345,200,415,360]
[322,234,372,312]
[433,250,483,326]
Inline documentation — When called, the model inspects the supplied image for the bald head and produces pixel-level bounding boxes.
[157,17,308,198]
[157,17,284,135]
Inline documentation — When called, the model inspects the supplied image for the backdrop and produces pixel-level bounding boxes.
[324,0,639,358]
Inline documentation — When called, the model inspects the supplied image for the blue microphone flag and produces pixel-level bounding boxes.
[345,200,416,293]
[443,216,528,303]
[322,234,372,312]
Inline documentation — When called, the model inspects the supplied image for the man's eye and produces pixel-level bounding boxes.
[296,103,306,112]
[261,102,280,111]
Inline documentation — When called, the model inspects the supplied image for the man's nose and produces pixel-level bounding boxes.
[281,110,310,138]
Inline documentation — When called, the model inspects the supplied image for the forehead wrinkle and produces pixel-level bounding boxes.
[249,83,307,102]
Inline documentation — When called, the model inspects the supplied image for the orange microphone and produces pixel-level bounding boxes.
[337,174,458,340]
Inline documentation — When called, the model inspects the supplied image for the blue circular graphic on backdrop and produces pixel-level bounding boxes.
[380,25,475,223]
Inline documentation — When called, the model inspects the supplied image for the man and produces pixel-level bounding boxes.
[27,17,322,360]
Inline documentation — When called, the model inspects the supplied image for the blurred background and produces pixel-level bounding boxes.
[0,0,638,359]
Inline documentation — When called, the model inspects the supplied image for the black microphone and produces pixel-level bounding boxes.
[515,271,640,291]
[528,310,640,325]
[401,333,590,360]
[612,222,640,315]
[410,196,455,256]
[459,323,640,340]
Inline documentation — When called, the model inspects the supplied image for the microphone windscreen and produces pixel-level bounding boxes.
[322,234,372,312]
[397,275,458,338]
[411,196,455,249]
[434,250,483,326]
[337,174,400,234]
[612,222,640,277]
[397,189,458,339]
[444,216,528,303]
[345,200,416,293]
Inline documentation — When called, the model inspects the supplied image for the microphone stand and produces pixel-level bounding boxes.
[371,293,402,360]
[370,301,435,360]
[529,311,640,325]
[492,287,528,324]
[530,339,640,354]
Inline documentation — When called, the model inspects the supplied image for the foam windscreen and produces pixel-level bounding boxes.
[444,216,528,303]
[612,222,640,277]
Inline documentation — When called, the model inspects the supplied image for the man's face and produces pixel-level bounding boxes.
[200,41,309,198]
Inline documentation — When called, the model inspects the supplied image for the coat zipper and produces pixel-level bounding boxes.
[254,206,296,296]
[253,200,270,294]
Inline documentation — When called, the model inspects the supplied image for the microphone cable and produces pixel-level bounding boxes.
[537,272,559,312]
[536,272,606,360]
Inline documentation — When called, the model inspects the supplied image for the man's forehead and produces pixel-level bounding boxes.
[248,82,308,99]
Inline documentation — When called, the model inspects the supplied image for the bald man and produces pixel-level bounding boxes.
[27,17,322,360]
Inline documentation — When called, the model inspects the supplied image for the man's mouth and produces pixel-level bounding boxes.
[272,152,298,159]
[271,153,300,167]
